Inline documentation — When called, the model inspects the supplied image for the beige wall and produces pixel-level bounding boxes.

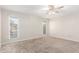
[1,9,49,44]
[0,8,1,46]
[49,13,79,42]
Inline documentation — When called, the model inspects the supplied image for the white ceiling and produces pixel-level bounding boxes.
[0,5,79,17]
[0,5,46,14]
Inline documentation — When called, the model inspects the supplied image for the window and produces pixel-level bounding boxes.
[9,16,18,39]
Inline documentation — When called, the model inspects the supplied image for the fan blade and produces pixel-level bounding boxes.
[48,5,55,10]
[57,6,64,9]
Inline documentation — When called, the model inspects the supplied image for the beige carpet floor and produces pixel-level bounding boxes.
[0,37,79,53]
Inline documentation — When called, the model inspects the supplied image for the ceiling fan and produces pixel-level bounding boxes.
[47,5,64,15]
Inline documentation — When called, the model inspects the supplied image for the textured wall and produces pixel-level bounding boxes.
[0,8,1,46]
[49,13,79,42]
[1,9,49,44]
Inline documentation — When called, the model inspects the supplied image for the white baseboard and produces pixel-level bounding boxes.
[49,35,79,42]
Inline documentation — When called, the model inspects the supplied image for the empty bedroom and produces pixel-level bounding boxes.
[0,5,79,53]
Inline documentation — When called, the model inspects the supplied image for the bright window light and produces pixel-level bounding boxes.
[9,16,18,39]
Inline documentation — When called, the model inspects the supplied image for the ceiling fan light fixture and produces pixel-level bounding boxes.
[47,5,64,16]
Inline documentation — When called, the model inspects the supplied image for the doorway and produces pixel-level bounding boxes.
[42,21,47,35]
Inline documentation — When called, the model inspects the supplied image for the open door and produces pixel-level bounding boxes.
[42,21,47,35]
